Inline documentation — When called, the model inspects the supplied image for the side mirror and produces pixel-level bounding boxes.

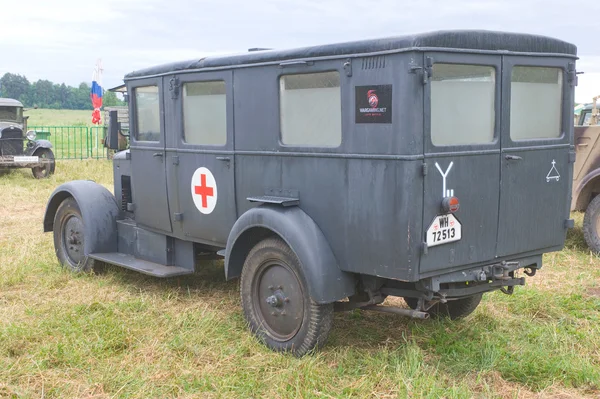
[105,110,120,150]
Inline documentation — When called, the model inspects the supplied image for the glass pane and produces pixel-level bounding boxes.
[431,64,496,146]
[280,71,341,147]
[183,81,226,146]
[0,106,21,123]
[135,86,160,142]
[510,66,562,140]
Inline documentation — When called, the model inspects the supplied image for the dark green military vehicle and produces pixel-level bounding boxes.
[44,30,576,356]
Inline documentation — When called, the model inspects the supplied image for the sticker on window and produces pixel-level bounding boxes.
[355,85,392,124]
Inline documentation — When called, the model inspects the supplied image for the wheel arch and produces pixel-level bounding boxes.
[225,205,356,304]
[43,180,119,255]
[573,169,600,211]
[26,140,53,155]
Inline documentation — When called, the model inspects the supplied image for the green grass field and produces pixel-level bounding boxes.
[1,161,600,398]
[25,109,95,127]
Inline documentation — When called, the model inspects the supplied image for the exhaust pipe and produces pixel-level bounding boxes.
[362,305,430,319]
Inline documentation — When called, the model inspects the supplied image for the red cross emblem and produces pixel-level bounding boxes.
[194,173,214,208]
[191,167,218,214]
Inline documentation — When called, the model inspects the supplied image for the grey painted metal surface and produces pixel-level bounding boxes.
[45,30,577,306]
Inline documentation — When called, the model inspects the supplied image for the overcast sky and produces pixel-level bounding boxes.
[1,0,599,102]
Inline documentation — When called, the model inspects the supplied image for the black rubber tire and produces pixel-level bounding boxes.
[404,293,482,320]
[240,237,334,356]
[584,195,600,254]
[31,148,55,179]
[53,197,96,272]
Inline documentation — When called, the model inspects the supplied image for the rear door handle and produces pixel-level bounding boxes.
[153,152,163,157]
[505,154,522,161]
[216,156,231,161]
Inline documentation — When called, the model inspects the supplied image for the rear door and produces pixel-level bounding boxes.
[496,58,574,256]
[421,53,502,274]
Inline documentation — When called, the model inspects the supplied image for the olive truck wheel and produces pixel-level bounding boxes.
[53,197,96,272]
[240,237,334,356]
[584,195,600,254]
[32,148,55,179]
[404,294,482,320]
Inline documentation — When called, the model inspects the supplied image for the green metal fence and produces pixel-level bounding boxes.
[29,126,108,160]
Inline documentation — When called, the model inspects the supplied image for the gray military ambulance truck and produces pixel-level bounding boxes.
[43,30,576,356]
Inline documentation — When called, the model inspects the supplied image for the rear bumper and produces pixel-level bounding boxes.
[0,155,52,169]
[421,254,541,297]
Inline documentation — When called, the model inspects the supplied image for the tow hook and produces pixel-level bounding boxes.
[493,261,519,280]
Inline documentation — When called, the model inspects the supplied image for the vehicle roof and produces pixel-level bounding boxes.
[125,29,577,80]
[581,103,598,111]
[0,98,23,107]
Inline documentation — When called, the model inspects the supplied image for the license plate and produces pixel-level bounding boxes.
[426,214,462,247]
[13,156,39,163]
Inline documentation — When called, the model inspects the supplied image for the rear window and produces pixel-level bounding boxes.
[510,66,563,140]
[279,71,342,147]
[134,86,161,142]
[430,64,496,146]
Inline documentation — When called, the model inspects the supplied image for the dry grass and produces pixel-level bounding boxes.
[1,161,600,398]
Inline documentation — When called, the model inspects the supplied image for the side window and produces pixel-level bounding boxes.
[510,66,563,140]
[183,81,227,145]
[134,86,161,142]
[279,71,341,147]
[431,64,496,146]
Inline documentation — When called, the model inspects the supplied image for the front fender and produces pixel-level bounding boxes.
[225,205,356,304]
[573,168,600,211]
[43,180,119,255]
[25,140,53,156]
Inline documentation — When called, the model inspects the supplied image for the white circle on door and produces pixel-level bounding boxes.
[191,167,218,215]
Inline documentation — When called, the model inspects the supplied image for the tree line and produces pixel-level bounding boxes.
[0,73,124,110]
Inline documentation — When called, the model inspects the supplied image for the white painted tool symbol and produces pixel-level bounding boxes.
[435,161,455,198]
[546,160,560,182]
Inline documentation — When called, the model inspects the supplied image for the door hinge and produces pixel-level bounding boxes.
[343,58,352,77]
[174,212,183,222]
[422,241,428,255]
[409,58,432,85]
[567,62,578,87]
[126,202,135,212]
[422,163,428,176]
[569,151,576,164]
[172,155,179,165]
[564,218,575,229]
[169,76,180,99]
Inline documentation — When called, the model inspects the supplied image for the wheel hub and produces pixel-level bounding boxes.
[254,262,304,341]
[63,215,84,264]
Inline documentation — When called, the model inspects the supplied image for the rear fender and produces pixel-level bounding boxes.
[43,180,119,255]
[225,205,356,304]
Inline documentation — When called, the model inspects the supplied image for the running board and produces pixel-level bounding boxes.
[89,253,194,277]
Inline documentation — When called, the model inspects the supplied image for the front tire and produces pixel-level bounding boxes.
[32,148,55,179]
[53,197,96,272]
[584,195,600,253]
[404,294,482,320]
[240,237,333,356]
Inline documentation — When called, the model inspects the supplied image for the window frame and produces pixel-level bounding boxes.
[181,79,228,147]
[424,52,502,154]
[129,78,165,146]
[173,70,233,150]
[501,56,570,148]
[508,65,565,142]
[277,68,344,150]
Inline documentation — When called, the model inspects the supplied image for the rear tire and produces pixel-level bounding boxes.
[404,294,482,320]
[31,148,55,179]
[583,195,600,253]
[53,197,96,272]
[240,237,333,356]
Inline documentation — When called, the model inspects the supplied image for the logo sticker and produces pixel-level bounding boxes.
[355,85,392,124]
[546,159,560,182]
[191,167,218,214]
